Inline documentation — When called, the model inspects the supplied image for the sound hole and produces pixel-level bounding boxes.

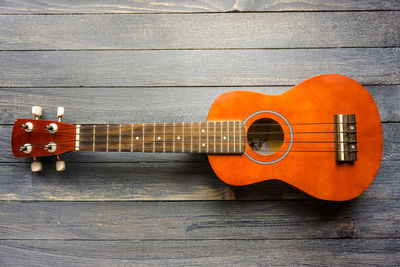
[247,118,284,155]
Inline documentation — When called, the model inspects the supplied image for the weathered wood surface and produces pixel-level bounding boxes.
[0,239,398,266]
[0,159,398,201]
[1,85,399,124]
[1,48,399,87]
[0,200,398,239]
[1,1,399,265]
[0,0,399,14]
[1,12,399,49]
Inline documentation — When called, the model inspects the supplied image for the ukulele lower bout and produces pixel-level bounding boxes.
[11,74,382,201]
[207,74,382,201]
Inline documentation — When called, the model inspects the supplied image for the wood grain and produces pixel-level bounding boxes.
[1,86,398,124]
[0,3,398,265]
[0,0,398,14]
[0,239,399,266]
[0,49,398,87]
[0,200,398,239]
[1,12,398,50]
[0,158,397,201]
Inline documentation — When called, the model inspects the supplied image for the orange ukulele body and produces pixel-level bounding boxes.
[207,74,382,201]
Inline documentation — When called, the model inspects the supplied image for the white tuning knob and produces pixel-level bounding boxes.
[56,160,66,172]
[56,155,65,172]
[31,160,42,172]
[57,107,64,121]
[32,106,43,118]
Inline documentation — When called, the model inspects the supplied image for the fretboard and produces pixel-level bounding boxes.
[78,122,245,154]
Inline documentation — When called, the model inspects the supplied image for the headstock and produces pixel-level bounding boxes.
[11,106,76,172]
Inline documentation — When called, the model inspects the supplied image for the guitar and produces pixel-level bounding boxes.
[11,74,382,201]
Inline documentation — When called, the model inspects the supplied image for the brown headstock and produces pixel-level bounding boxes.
[11,118,76,158]
[11,106,76,172]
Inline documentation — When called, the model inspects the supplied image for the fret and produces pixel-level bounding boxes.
[142,124,145,152]
[239,121,241,153]
[118,124,122,152]
[222,121,227,153]
[130,124,134,152]
[92,125,96,151]
[153,123,155,153]
[108,124,119,152]
[206,122,209,153]
[96,124,107,152]
[132,124,142,152]
[111,124,118,152]
[229,121,234,153]
[183,122,191,153]
[164,123,174,153]
[77,121,245,154]
[174,123,183,153]
[198,122,206,153]
[190,122,193,153]
[163,123,166,153]
[173,123,175,153]
[143,123,155,152]
[179,123,183,153]
[207,121,215,154]
[227,121,229,153]
[77,124,90,151]
[220,121,223,153]
[190,122,197,153]
[213,121,216,153]
[154,123,164,152]
[233,121,235,153]
[106,124,109,152]
[79,124,98,151]
[121,125,131,152]
[182,122,185,153]
[111,124,119,150]
[198,122,201,152]
[237,121,241,153]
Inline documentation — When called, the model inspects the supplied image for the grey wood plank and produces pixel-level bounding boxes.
[0,0,398,14]
[0,162,306,201]
[0,49,398,87]
[1,85,398,124]
[0,200,398,239]
[1,12,399,50]
[0,239,395,267]
[0,239,398,266]
[0,158,397,201]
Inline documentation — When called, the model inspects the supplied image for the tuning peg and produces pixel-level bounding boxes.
[32,106,43,119]
[57,107,64,122]
[56,155,66,172]
[31,157,42,172]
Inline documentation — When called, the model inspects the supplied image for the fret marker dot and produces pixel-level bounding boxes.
[177,136,181,140]
[202,143,205,147]
[223,136,227,140]
[158,136,161,140]
[201,129,205,133]
[136,137,139,140]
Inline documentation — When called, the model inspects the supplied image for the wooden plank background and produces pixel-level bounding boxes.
[0,0,399,265]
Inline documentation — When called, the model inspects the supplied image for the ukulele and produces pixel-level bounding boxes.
[11,74,382,201]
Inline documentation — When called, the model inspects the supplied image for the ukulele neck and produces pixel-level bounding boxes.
[77,122,246,154]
